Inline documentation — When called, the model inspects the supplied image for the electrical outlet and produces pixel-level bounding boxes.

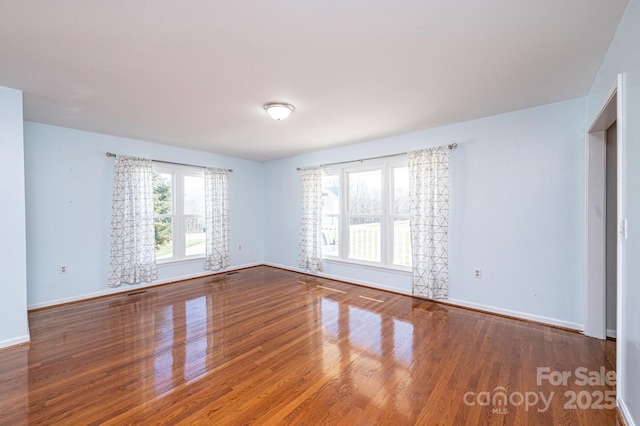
[60,265,67,274]
[474,269,481,279]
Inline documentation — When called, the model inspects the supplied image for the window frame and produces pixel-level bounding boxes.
[322,157,411,272]
[152,163,206,264]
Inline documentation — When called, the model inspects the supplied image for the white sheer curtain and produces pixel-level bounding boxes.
[204,167,230,271]
[108,155,158,287]
[408,146,450,299]
[299,166,323,273]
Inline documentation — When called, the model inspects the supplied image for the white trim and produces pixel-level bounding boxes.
[29,260,588,333]
[265,261,583,331]
[27,260,586,334]
[0,334,30,350]
[587,84,618,133]
[446,298,583,331]
[324,159,411,270]
[322,258,412,275]
[264,261,413,296]
[319,270,412,296]
[584,128,607,338]
[615,73,627,420]
[585,75,627,418]
[157,257,206,267]
[618,396,636,426]
[152,163,207,263]
[584,83,618,339]
[27,262,262,310]
[606,328,617,339]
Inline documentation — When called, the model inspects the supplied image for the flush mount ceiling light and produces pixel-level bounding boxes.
[264,102,295,120]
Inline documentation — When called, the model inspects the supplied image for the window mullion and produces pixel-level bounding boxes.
[174,171,185,259]
[340,169,348,261]
[324,161,410,270]
[153,165,206,263]
[381,164,390,267]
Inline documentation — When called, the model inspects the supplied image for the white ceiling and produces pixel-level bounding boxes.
[0,1,629,161]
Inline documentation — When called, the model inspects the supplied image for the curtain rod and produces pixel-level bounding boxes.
[105,152,233,172]
[296,143,457,171]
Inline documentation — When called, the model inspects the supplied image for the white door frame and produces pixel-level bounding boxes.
[584,74,625,340]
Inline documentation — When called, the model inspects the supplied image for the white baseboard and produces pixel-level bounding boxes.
[607,328,617,339]
[0,334,30,350]
[320,271,413,296]
[263,261,414,296]
[261,262,308,277]
[28,261,585,333]
[445,298,583,331]
[618,396,636,426]
[263,262,583,332]
[27,262,262,310]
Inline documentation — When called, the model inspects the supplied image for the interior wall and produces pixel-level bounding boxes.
[587,0,640,423]
[0,86,30,349]
[263,97,586,329]
[24,122,264,308]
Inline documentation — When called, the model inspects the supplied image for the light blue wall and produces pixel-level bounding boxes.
[587,0,640,422]
[263,98,586,328]
[24,122,263,307]
[0,87,30,348]
[587,0,640,123]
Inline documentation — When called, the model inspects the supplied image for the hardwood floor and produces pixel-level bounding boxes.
[0,266,616,425]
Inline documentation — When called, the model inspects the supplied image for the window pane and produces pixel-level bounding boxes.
[153,173,172,214]
[322,174,339,215]
[348,170,381,215]
[393,166,409,215]
[184,176,205,216]
[393,218,411,266]
[185,216,205,256]
[155,217,173,259]
[348,217,381,262]
[322,216,339,257]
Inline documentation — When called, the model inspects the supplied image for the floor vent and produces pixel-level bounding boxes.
[227,271,239,275]
[126,290,147,296]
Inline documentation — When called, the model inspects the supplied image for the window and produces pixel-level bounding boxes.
[321,174,340,257]
[153,164,205,262]
[321,158,411,270]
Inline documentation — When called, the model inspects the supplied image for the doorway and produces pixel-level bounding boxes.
[584,76,624,340]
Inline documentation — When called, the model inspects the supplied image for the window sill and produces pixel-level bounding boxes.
[157,257,205,267]
[322,258,412,275]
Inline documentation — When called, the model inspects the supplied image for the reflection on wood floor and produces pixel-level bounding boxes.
[0,266,616,424]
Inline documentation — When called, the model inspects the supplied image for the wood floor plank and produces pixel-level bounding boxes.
[0,266,617,425]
